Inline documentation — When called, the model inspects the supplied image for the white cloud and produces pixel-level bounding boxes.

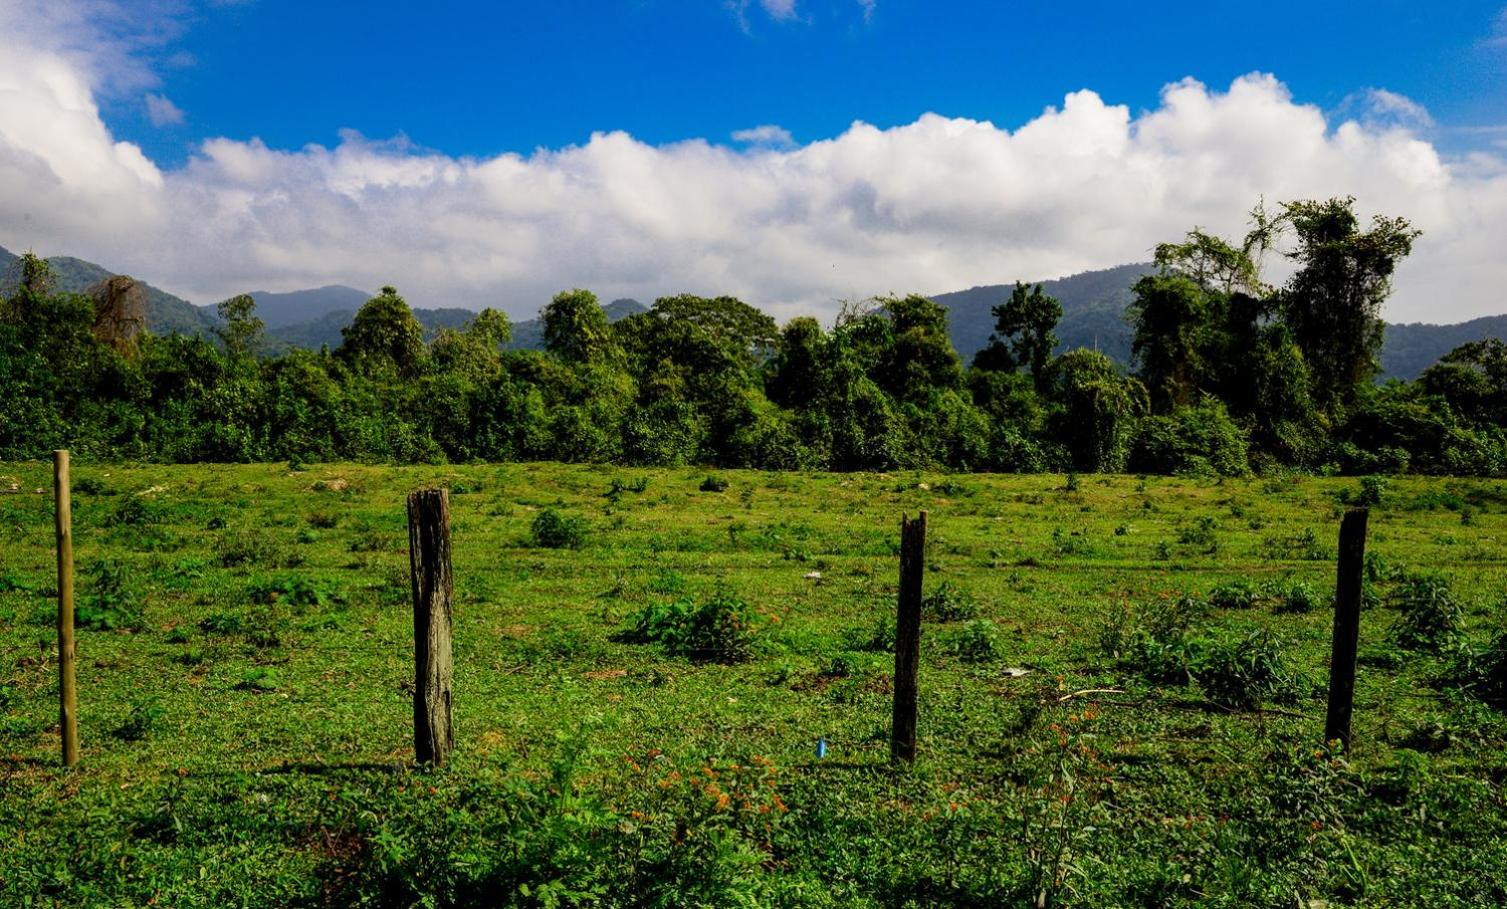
[144,92,185,126]
[857,0,876,23]
[1488,6,1507,47]
[760,0,798,20]
[732,124,796,148]
[2,9,1507,325]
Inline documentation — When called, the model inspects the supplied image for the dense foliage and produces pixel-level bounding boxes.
[4,197,1504,475]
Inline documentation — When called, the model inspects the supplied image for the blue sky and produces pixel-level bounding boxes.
[3,0,1507,322]
[113,1,1507,165]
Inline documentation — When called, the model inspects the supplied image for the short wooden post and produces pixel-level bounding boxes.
[54,450,79,768]
[891,511,926,764]
[407,488,454,767]
[1324,507,1369,752]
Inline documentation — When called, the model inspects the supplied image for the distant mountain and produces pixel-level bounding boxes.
[934,263,1152,367]
[265,306,479,351]
[0,245,216,337]
[1382,315,1507,380]
[934,263,1507,380]
[245,286,372,330]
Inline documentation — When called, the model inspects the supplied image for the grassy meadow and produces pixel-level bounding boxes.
[1,462,1505,907]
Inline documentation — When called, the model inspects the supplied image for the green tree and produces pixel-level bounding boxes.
[1278,197,1420,408]
[972,282,1062,389]
[338,286,426,378]
[214,294,265,363]
[1127,272,1219,411]
[542,289,617,365]
[1043,349,1139,472]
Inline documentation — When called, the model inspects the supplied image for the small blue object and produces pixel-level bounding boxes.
[816,736,828,758]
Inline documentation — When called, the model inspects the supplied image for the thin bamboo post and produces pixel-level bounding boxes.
[1324,507,1369,752]
[891,511,926,764]
[407,488,454,767]
[54,450,79,767]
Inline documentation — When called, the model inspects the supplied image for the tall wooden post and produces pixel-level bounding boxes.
[54,450,79,768]
[1324,507,1369,752]
[407,488,454,767]
[891,511,926,764]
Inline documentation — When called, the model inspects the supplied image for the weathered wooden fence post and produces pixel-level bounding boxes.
[1324,507,1369,752]
[54,450,79,768]
[407,488,454,767]
[891,511,927,764]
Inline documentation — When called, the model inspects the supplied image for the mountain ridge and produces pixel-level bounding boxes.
[1,244,1500,380]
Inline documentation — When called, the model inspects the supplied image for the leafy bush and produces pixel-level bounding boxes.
[76,559,144,631]
[247,576,341,608]
[1445,630,1507,709]
[1099,595,1209,685]
[1271,580,1322,614]
[1197,630,1304,710]
[699,474,730,493]
[1208,580,1259,610]
[947,619,1003,663]
[1390,573,1465,651]
[1128,402,1251,477]
[922,581,979,622]
[530,509,585,549]
[617,590,761,663]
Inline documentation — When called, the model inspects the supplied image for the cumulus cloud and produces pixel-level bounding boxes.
[144,92,185,126]
[1,12,1506,325]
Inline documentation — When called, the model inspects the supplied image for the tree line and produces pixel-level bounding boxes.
[3,196,1505,475]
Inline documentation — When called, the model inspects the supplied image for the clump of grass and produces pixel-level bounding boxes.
[1177,516,1219,551]
[110,698,164,742]
[947,619,1003,663]
[1098,594,1209,685]
[845,614,895,653]
[1197,629,1305,710]
[307,511,339,529]
[1208,580,1260,611]
[922,581,979,622]
[1444,629,1507,709]
[699,475,729,493]
[1390,573,1465,652]
[1271,580,1323,615]
[616,589,760,663]
[530,509,586,549]
[247,576,341,608]
[216,529,284,568]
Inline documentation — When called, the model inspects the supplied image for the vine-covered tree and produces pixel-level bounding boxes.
[972,282,1062,389]
[338,286,426,378]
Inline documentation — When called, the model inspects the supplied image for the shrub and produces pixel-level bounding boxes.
[1197,629,1304,710]
[1128,402,1251,477]
[216,529,283,568]
[699,475,730,493]
[922,581,979,622]
[1208,580,1260,610]
[1390,573,1465,651]
[850,614,896,652]
[530,509,585,549]
[1445,630,1507,709]
[1271,580,1322,614]
[617,590,760,663]
[947,619,1003,663]
[76,559,144,631]
[247,576,341,608]
[1355,475,1388,507]
[1176,516,1219,550]
[1100,594,1209,685]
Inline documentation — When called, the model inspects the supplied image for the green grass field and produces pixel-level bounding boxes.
[2,463,1505,907]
